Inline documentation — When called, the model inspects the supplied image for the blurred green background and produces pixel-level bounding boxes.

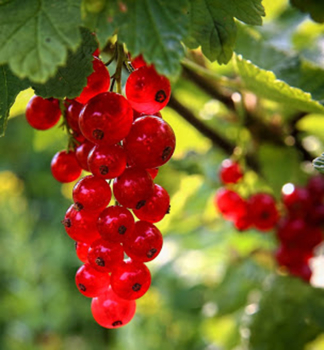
[2,0,324,349]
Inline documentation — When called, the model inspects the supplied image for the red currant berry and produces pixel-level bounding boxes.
[113,168,154,209]
[97,206,135,243]
[146,167,159,180]
[79,92,133,145]
[111,260,151,300]
[214,188,247,221]
[91,287,136,328]
[307,175,324,204]
[75,263,110,297]
[26,96,61,130]
[51,150,82,183]
[276,218,307,243]
[72,175,112,212]
[233,210,252,231]
[124,116,175,169]
[248,193,279,231]
[88,144,127,179]
[65,99,83,134]
[219,159,243,184]
[87,239,124,273]
[76,57,110,104]
[281,183,311,218]
[288,263,312,282]
[75,241,90,263]
[75,141,95,171]
[62,205,101,244]
[123,221,163,262]
[131,54,147,69]
[125,65,171,114]
[133,184,170,223]
[275,244,312,268]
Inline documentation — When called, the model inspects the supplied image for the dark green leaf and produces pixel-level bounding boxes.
[185,0,265,64]
[0,0,82,83]
[32,28,97,99]
[313,153,324,173]
[82,0,117,49]
[0,65,29,137]
[116,0,189,77]
[290,0,324,23]
[250,276,324,350]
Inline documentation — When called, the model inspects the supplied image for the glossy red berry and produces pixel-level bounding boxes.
[219,159,243,184]
[288,263,312,282]
[133,184,170,223]
[75,241,90,263]
[51,150,82,183]
[133,109,162,121]
[281,184,311,218]
[87,239,124,273]
[124,116,176,169]
[62,204,101,244]
[146,168,159,180]
[307,175,324,204]
[275,244,312,268]
[72,175,112,212]
[26,96,61,130]
[113,168,154,209]
[79,92,133,145]
[214,188,247,221]
[76,57,110,104]
[75,141,95,171]
[97,206,135,243]
[91,287,136,328]
[65,99,83,134]
[123,221,163,262]
[248,193,279,231]
[75,263,110,297]
[131,54,147,69]
[125,65,171,114]
[111,260,151,300]
[88,144,127,179]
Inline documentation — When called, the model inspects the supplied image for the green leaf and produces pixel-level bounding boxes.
[290,0,324,23]
[313,153,324,173]
[32,28,97,99]
[0,0,82,83]
[234,25,324,113]
[0,65,29,137]
[116,0,189,77]
[82,0,117,49]
[185,0,265,64]
[249,276,324,350]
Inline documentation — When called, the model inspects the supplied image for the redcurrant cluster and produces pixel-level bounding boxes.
[214,159,279,232]
[25,51,175,328]
[275,177,324,282]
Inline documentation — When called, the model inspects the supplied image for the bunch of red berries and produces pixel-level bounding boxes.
[275,177,324,282]
[214,159,279,232]
[25,51,175,328]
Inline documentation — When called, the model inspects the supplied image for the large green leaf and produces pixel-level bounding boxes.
[81,0,117,49]
[116,0,189,77]
[0,65,29,137]
[0,0,82,83]
[290,0,324,23]
[234,25,324,113]
[185,0,265,64]
[313,153,324,173]
[249,276,324,350]
[32,28,97,99]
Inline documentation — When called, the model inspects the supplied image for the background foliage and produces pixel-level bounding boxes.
[1,0,324,349]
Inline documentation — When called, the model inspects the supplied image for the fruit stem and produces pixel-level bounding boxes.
[112,42,126,94]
